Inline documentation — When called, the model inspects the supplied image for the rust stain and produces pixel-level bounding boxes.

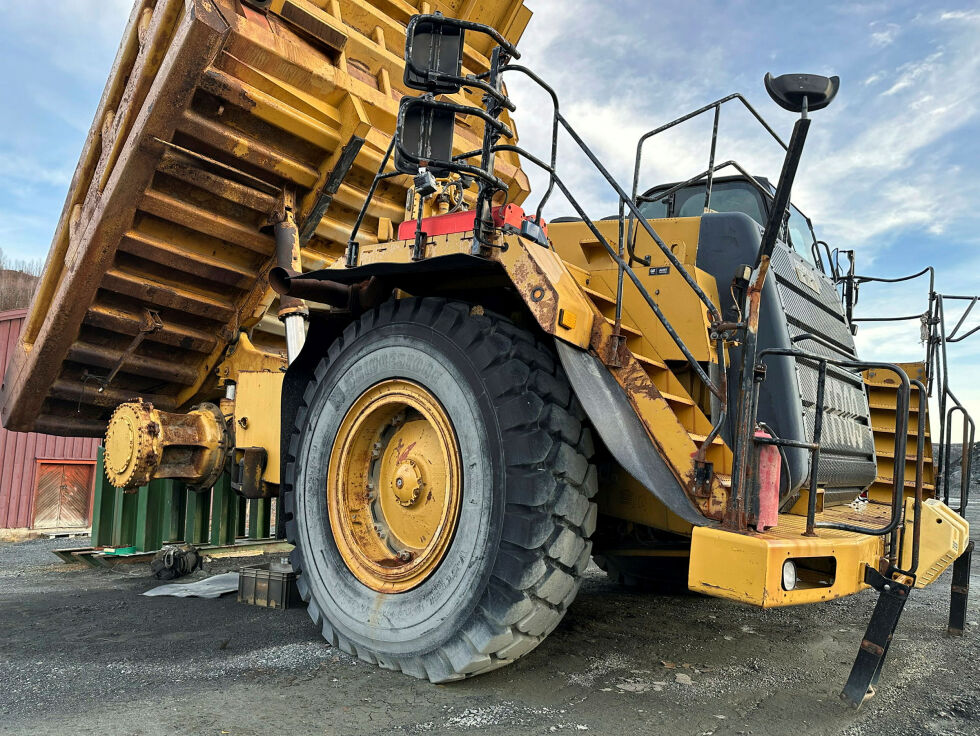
[509,254,559,331]
[2,0,534,437]
[396,440,417,464]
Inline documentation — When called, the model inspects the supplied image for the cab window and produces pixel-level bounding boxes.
[638,180,766,224]
[676,181,767,223]
[636,196,668,219]
[787,204,817,266]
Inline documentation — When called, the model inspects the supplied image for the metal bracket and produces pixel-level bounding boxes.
[693,460,714,497]
[231,446,273,500]
[299,135,365,244]
[94,308,163,392]
[840,565,911,708]
[948,539,974,636]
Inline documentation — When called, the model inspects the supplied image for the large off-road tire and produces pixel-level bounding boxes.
[282,298,597,682]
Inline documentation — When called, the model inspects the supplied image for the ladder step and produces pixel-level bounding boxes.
[583,285,617,305]
[604,317,642,338]
[633,352,668,371]
[869,401,921,412]
[874,476,935,491]
[562,261,590,280]
[875,450,931,462]
[689,432,725,447]
[660,391,695,407]
[871,424,931,437]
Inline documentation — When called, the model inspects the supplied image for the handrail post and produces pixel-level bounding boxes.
[703,104,721,212]
[804,360,827,537]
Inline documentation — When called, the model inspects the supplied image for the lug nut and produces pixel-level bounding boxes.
[397,550,413,562]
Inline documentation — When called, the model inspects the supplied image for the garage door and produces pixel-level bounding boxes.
[33,462,94,530]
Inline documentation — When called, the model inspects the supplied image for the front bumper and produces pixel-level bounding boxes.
[688,499,969,607]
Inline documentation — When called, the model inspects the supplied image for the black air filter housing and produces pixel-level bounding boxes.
[697,212,876,505]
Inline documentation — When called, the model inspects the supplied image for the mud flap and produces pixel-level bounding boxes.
[948,540,974,636]
[554,340,711,528]
[841,566,911,709]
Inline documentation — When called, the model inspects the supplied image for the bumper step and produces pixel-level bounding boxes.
[841,566,911,709]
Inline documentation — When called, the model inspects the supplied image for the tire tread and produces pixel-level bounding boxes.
[282,298,596,682]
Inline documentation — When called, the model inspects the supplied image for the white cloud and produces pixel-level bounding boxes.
[881,52,943,96]
[939,10,980,21]
[5,0,135,84]
[869,21,901,47]
[513,0,980,426]
[0,153,72,188]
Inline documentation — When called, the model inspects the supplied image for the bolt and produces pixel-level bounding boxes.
[371,442,382,459]
[397,550,413,562]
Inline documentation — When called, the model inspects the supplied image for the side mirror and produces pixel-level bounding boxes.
[394,97,456,177]
[404,14,464,94]
[764,73,839,113]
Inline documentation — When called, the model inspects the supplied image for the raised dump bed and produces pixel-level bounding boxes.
[1,0,530,436]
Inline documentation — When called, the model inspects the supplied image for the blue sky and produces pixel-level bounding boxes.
[0,0,977,428]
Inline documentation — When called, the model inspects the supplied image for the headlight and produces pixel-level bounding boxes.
[782,560,798,591]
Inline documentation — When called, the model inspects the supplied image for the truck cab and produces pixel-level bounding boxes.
[638,175,877,509]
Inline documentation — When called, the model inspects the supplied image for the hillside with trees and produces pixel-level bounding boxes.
[0,248,42,311]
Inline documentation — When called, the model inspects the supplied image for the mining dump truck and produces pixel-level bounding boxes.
[3,0,975,706]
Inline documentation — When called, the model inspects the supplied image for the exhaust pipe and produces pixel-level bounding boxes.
[269,267,389,315]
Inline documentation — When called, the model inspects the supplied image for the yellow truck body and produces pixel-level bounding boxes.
[0,0,530,436]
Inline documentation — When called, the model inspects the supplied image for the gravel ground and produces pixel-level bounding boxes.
[1,511,977,736]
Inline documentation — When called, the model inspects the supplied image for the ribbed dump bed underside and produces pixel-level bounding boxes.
[1,0,531,436]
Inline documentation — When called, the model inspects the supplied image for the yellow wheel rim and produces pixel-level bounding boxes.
[328,379,462,593]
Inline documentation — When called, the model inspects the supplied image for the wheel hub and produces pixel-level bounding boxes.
[328,379,462,593]
[390,458,422,507]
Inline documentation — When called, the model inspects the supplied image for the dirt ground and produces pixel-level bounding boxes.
[2,512,978,736]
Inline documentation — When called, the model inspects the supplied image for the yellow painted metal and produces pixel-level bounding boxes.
[689,506,887,607]
[597,471,694,536]
[786,488,824,516]
[862,362,935,503]
[234,371,285,486]
[345,225,732,522]
[327,379,462,593]
[900,497,970,588]
[2,0,532,437]
[216,333,287,386]
[549,217,718,363]
[103,399,228,489]
[343,226,598,349]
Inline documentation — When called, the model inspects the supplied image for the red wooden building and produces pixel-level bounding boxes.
[0,309,100,531]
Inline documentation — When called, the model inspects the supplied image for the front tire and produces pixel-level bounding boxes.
[282,298,597,681]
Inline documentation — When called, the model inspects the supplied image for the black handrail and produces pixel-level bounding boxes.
[755,348,911,538]
[474,66,732,415]
[349,18,732,443]
[893,378,928,578]
[627,94,790,272]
